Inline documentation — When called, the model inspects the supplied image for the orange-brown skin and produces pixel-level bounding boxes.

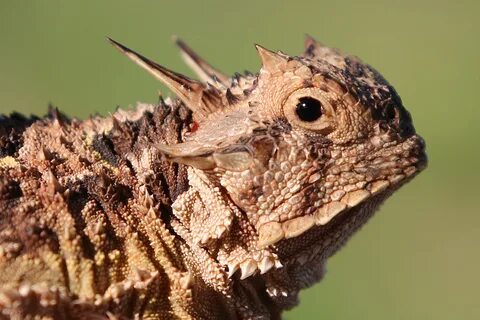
[0,36,426,319]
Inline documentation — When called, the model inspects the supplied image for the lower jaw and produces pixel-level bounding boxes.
[282,164,424,267]
[276,186,396,270]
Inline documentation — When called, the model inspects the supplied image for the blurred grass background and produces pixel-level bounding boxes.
[0,1,478,319]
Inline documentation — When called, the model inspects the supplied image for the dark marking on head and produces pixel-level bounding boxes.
[306,53,415,138]
[304,43,316,58]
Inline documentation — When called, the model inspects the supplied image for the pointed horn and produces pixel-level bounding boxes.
[303,34,335,59]
[108,37,222,121]
[301,35,348,70]
[304,34,317,48]
[174,37,230,88]
[303,34,325,56]
[255,44,288,74]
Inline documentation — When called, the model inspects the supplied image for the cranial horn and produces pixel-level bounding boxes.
[303,34,326,57]
[255,44,288,74]
[174,37,230,88]
[301,34,348,71]
[108,37,223,122]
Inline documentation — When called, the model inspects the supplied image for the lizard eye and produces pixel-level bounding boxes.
[283,88,335,134]
[296,97,322,122]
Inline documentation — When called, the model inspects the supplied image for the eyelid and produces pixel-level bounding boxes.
[282,87,336,134]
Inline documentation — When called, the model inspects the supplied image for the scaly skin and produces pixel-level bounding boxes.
[0,36,427,319]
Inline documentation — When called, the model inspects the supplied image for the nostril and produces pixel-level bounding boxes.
[407,136,428,170]
[378,121,390,133]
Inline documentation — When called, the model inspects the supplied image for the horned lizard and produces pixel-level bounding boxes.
[0,36,427,319]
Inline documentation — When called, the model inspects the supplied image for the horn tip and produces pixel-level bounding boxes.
[254,43,278,54]
[106,37,130,54]
[106,36,119,46]
[303,33,326,49]
[304,33,316,41]
[254,43,266,51]
[174,36,189,51]
[171,34,181,45]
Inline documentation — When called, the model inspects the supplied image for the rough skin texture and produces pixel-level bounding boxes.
[0,36,427,319]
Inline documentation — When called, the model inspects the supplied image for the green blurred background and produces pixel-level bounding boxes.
[0,1,478,319]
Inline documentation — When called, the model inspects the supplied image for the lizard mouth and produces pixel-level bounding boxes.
[257,175,407,251]
[274,179,405,269]
[257,134,427,254]
[277,147,427,268]
[227,134,427,280]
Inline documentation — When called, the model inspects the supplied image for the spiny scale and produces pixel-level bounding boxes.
[174,36,230,88]
[255,44,289,74]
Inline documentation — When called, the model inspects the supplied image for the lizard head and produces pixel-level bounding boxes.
[109,36,427,281]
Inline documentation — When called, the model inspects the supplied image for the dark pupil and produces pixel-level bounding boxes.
[295,97,322,122]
